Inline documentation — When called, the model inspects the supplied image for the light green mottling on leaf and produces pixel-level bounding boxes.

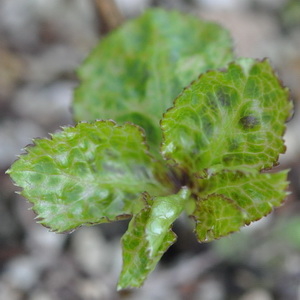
[74,9,234,154]
[161,59,292,177]
[193,170,289,242]
[8,121,172,233]
[118,188,189,289]
[6,9,293,290]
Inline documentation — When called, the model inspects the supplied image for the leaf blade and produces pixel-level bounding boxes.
[7,121,173,233]
[192,170,289,242]
[118,188,189,289]
[74,9,234,153]
[161,59,293,176]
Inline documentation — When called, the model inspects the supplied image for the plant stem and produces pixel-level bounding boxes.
[95,0,124,33]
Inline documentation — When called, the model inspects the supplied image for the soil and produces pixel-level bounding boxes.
[1,1,300,299]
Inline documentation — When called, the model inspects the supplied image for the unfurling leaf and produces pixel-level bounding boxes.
[118,188,189,289]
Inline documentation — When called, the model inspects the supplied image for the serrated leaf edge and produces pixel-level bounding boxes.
[160,58,293,174]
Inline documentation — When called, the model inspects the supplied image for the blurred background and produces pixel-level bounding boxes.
[0,0,300,299]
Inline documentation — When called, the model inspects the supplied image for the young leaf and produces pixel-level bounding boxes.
[118,188,189,290]
[6,6,293,291]
[192,170,289,242]
[74,9,234,153]
[7,121,173,233]
[161,59,293,177]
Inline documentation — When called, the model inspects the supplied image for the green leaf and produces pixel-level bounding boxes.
[161,58,293,176]
[192,170,289,242]
[7,121,173,233]
[74,9,234,154]
[118,188,189,290]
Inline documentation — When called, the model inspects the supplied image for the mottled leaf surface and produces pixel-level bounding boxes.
[161,59,292,176]
[74,9,234,153]
[193,170,289,242]
[6,7,293,290]
[118,189,189,289]
[8,121,172,232]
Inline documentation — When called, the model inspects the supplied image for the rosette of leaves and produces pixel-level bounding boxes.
[7,9,293,290]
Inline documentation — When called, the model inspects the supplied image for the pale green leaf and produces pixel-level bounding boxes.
[74,9,234,153]
[161,59,293,177]
[7,121,173,233]
[118,188,189,290]
[192,170,289,242]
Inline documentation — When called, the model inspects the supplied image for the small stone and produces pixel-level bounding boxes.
[77,279,110,300]
[71,227,111,276]
[0,47,24,99]
[115,0,151,17]
[240,288,272,300]
[13,81,74,127]
[29,291,53,300]
[0,119,44,168]
[0,282,22,300]
[197,11,280,58]
[195,278,224,300]
[0,0,40,50]
[196,0,250,10]
[24,46,83,83]
[0,0,97,51]
[254,0,284,10]
[25,225,66,269]
[3,256,40,291]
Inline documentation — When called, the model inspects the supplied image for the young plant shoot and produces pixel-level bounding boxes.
[7,9,293,289]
